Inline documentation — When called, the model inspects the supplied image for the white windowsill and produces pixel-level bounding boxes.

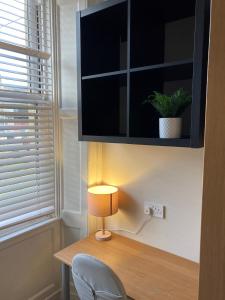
[0,217,61,243]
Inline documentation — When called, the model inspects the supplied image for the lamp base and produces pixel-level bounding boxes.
[95,230,112,241]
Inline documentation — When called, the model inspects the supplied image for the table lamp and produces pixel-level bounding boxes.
[88,185,119,241]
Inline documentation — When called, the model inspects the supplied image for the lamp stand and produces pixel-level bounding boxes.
[95,217,112,241]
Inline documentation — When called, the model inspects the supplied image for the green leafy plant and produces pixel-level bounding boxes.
[143,88,192,118]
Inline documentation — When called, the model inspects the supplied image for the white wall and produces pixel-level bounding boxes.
[0,220,61,300]
[102,144,204,262]
[58,0,88,246]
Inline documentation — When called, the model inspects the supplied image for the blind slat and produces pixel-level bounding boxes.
[0,171,54,187]
[0,184,54,202]
[0,82,52,93]
[0,75,52,87]
[0,177,54,194]
[0,131,53,139]
[0,206,55,230]
[0,66,52,80]
[0,148,54,160]
[0,41,50,60]
[0,196,54,216]
[0,159,54,174]
[0,201,54,222]
[0,142,53,152]
[0,189,54,208]
[0,165,54,180]
[0,136,53,145]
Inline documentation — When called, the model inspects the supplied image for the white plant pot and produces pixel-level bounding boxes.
[159,118,182,139]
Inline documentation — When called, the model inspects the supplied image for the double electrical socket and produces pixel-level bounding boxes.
[144,201,165,219]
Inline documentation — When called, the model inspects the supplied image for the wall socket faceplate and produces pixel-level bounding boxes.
[144,201,165,219]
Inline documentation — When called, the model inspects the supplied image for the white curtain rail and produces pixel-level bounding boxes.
[0,41,50,59]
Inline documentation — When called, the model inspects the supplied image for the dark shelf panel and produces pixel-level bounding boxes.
[82,70,127,80]
[81,0,127,17]
[80,1,127,76]
[80,135,191,148]
[77,0,210,148]
[81,60,193,80]
[130,0,196,69]
[81,74,127,136]
[130,59,193,73]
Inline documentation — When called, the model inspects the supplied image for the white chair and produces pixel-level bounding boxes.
[72,254,131,300]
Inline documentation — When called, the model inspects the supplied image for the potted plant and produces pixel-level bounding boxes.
[143,88,192,138]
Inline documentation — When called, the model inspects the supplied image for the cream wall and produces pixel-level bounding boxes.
[0,220,61,300]
[102,144,204,262]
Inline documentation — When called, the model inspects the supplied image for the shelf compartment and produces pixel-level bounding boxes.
[81,74,127,137]
[130,0,196,68]
[80,1,127,76]
[129,65,193,139]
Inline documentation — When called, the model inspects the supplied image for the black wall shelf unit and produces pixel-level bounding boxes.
[77,0,210,148]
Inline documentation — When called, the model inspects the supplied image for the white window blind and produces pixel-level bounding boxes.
[0,0,56,230]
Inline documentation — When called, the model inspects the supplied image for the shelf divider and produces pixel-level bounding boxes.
[130,59,193,73]
[82,70,127,80]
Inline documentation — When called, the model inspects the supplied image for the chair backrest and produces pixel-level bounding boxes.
[72,253,128,300]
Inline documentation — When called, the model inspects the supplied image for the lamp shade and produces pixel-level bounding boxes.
[88,185,119,217]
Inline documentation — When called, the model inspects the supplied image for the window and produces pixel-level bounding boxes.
[0,0,56,232]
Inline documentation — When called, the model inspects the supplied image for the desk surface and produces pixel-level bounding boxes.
[54,233,199,300]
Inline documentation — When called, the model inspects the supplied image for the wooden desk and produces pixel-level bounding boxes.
[54,233,199,300]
